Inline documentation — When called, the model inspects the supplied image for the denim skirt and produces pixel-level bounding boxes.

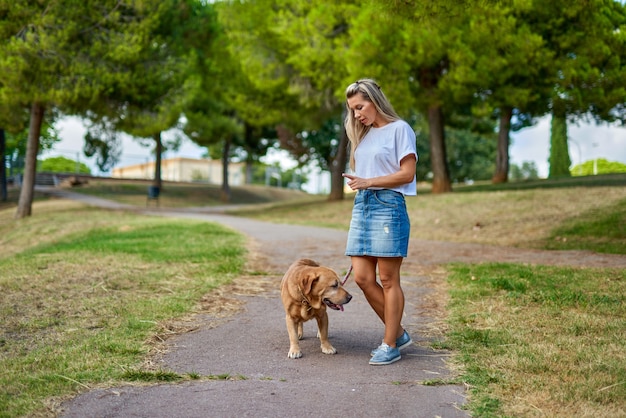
[345,189,410,257]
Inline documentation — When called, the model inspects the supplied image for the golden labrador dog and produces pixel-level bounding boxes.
[280,258,352,359]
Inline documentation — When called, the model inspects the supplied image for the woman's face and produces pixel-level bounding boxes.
[347,93,381,127]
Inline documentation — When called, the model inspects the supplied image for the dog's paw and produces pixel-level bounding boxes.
[288,349,303,359]
[288,351,303,359]
[321,344,337,355]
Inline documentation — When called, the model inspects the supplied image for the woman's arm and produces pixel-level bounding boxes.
[342,154,417,191]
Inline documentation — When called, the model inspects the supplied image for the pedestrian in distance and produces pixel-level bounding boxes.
[342,78,418,366]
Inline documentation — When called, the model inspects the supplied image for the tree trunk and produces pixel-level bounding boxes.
[153,132,163,189]
[245,159,253,184]
[221,137,231,203]
[244,124,254,184]
[548,111,572,178]
[428,104,452,193]
[328,124,348,201]
[0,128,6,202]
[15,103,44,219]
[492,106,512,184]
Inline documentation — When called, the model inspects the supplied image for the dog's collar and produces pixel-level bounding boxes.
[297,285,313,311]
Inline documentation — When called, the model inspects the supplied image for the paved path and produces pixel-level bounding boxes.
[39,188,625,417]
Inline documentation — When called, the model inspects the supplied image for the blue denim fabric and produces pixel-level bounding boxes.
[345,189,410,257]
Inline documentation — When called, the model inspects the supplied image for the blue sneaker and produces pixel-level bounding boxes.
[369,343,401,365]
[370,330,412,356]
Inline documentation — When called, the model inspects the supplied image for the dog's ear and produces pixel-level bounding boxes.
[300,271,319,295]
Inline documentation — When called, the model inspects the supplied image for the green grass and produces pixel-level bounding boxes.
[445,263,626,417]
[0,204,247,417]
[542,197,626,254]
[452,172,626,192]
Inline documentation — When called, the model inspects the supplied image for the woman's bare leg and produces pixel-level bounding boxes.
[352,256,406,347]
[377,257,405,347]
[351,256,384,321]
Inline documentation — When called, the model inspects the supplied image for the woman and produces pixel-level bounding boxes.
[342,78,417,365]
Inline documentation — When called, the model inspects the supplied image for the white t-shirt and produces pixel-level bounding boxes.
[354,119,418,196]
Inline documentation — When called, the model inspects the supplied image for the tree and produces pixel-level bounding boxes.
[413,109,498,183]
[527,0,626,176]
[0,121,59,173]
[0,101,29,202]
[461,2,553,184]
[548,113,571,177]
[265,1,355,200]
[3,111,60,210]
[180,3,248,201]
[510,161,539,181]
[279,116,344,184]
[250,162,308,189]
[0,0,56,217]
[0,0,163,218]
[0,128,6,201]
[79,0,208,190]
[446,127,497,183]
[346,2,491,193]
[238,124,278,184]
[218,0,356,200]
[16,104,43,217]
[82,119,122,172]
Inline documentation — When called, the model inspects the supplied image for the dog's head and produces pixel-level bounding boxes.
[299,265,352,311]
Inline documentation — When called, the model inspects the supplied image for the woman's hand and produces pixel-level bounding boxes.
[342,173,370,190]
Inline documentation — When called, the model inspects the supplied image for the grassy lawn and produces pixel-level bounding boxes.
[0,201,249,417]
[444,263,625,417]
[1,174,624,417]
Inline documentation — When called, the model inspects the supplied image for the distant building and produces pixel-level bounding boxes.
[111,157,245,185]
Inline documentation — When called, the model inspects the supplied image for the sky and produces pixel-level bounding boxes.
[42,115,626,193]
[509,117,626,177]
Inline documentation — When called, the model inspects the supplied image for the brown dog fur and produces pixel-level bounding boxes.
[280,258,352,359]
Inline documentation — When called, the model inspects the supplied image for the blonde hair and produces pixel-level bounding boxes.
[344,78,400,171]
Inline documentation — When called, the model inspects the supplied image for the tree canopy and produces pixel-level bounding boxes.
[1,0,177,216]
[2,0,625,214]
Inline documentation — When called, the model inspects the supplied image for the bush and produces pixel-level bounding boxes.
[571,158,626,176]
[40,156,91,174]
